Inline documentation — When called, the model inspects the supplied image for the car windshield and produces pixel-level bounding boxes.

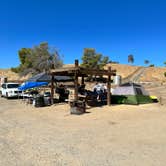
[7,84,19,88]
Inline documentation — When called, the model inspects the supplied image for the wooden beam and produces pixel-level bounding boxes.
[51,67,116,77]
[75,59,79,67]
[107,67,111,106]
[74,60,79,101]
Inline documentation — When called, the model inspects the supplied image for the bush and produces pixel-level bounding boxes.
[164,72,166,77]
[149,64,155,67]
[11,67,20,73]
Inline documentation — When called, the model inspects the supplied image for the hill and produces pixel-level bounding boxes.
[105,64,140,78]
[106,64,166,83]
[0,69,29,82]
[0,64,165,83]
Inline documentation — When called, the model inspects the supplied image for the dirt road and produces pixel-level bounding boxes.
[122,67,145,84]
[0,97,166,166]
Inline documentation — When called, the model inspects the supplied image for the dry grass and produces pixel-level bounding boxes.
[0,64,165,83]
[0,69,29,81]
[140,67,166,82]
[106,64,166,83]
[105,63,140,78]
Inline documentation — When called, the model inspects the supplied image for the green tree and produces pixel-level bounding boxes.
[164,61,166,66]
[11,48,32,74]
[11,42,63,76]
[18,48,32,65]
[128,54,134,64]
[81,48,109,69]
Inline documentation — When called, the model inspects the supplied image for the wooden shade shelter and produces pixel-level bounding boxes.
[50,60,116,106]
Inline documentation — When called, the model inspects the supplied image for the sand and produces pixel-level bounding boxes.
[0,94,166,166]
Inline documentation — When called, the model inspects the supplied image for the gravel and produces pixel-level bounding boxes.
[0,95,166,166]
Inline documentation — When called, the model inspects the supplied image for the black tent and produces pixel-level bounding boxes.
[27,72,74,82]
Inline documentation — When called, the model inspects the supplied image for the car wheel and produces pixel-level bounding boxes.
[6,92,9,99]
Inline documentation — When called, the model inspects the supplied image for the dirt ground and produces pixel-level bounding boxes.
[0,91,166,166]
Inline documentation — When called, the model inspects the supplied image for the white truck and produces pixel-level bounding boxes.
[0,82,22,98]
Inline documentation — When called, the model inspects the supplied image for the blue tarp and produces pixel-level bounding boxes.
[18,82,48,91]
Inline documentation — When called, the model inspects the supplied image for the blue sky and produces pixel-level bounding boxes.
[0,0,166,68]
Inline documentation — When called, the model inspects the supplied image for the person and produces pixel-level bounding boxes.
[93,82,105,101]
[56,84,67,102]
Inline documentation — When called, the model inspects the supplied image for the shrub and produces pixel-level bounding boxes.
[149,64,155,67]
[164,72,166,77]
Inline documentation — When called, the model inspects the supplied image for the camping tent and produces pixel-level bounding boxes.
[27,72,73,82]
[18,82,48,91]
[112,82,153,104]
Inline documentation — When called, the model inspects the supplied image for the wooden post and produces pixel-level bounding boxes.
[81,76,84,85]
[51,74,54,104]
[74,60,79,101]
[75,59,79,67]
[107,67,111,106]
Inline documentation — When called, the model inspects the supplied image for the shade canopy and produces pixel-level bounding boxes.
[27,72,73,82]
[18,82,48,91]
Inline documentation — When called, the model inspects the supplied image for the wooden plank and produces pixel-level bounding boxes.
[51,67,116,77]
